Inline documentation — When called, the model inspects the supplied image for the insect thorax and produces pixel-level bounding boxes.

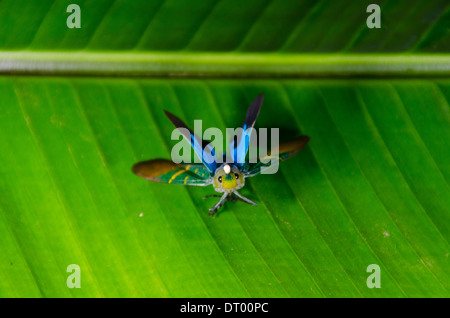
[213,164,245,193]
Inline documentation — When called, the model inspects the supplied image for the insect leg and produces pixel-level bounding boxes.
[233,191,258,206]
[203,194,222,199]
[209,193,229,216]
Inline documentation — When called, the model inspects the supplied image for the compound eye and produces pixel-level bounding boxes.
[218,176,222,183]
[235,173,239,180]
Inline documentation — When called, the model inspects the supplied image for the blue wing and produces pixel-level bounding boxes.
[164,110,218,174]
[229,93,264,167]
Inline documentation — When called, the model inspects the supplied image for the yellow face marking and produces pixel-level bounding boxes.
[222,178,237,190]
[213,164,245,193]
[168,169,185,184]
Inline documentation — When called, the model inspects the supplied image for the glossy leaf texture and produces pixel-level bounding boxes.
[0,78,449,297]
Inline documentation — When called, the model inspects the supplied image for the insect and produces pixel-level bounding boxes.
[132,93,309,216]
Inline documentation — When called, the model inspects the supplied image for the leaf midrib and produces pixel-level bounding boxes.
[1,52,449,77]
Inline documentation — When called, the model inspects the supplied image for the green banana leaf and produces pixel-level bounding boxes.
[0,0,448,52]
[0,0,449,298]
